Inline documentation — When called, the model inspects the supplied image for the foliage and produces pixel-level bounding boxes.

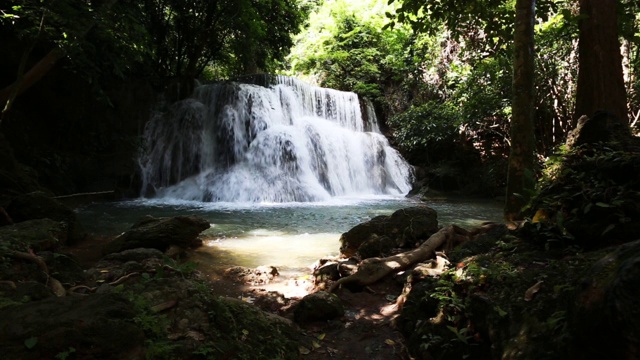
[0,0,309,88]
[525,143,640,248]
[387,100,460,161]
[288,0,412,106]
[141,0,308,78]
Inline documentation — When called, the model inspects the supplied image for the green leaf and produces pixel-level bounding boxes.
[602,224,616,236]
[595,202,613,208]
[24,336,38,349]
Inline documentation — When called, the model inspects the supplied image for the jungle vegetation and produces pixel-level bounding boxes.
[1,0,639,221]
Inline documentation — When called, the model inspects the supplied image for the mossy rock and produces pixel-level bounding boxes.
[569,239,640,359]
[339,206,438,257]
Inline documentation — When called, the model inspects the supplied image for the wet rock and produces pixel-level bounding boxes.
[357,234,395,259]
[224,265,279,286]
[103,215,210,254]
[337,258,359,277]
[314,261,340,283]
[294,291,344,324]
[340,206,438,257]
[0,293,145,360]
[6,191,81,243]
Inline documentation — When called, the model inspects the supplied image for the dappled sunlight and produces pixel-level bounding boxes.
[200,232,341,272]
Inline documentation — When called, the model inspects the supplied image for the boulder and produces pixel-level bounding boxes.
[6,192,81,242]
[294,291,344,324]
[223,265,279,286]
[339,206,438,258]
[103,215,210,254]
[0,293,145,360]
[566,111,631,149]
[569,239,640,359]
[0,218,68,252]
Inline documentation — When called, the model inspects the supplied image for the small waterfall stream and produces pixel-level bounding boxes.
[138,75,413,202]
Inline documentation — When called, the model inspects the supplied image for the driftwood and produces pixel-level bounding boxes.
[329,225,473,292]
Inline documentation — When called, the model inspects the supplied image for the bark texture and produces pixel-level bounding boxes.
[505,0,536,221]
[574,0,630,134]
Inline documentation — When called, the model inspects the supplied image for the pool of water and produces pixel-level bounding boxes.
[76,195,503,274]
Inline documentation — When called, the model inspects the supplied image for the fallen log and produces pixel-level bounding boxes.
[329,225,472,292]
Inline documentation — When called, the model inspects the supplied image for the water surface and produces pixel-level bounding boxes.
[77,196,502,274]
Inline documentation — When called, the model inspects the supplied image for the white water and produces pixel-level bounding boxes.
[138,76,413,202]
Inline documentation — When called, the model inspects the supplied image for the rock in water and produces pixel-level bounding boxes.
[103,215,210,254]
[339,206,438,258]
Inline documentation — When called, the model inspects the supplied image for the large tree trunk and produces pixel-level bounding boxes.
[505,0,536,222]
[574,0,631,138]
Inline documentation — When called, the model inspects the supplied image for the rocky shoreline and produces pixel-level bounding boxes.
[2,191,639,359]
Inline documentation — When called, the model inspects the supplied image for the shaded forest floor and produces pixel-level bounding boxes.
[65,237,411,359]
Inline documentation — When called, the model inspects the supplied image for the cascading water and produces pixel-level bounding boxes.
[138,75,413,202]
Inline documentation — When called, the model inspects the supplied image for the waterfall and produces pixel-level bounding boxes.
[138,75,413,202]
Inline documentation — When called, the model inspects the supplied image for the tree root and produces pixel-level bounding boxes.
[329,224,481,293]
[68,272,140,295]
[6,249,66,296]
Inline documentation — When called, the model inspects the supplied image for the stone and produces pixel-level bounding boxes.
[103,215,210,254]
[223,265,279,286]
[6,192,81,243]
[293,291,344,324]
[0,218,68,252]
[339,206,438,257]
[569,239,640,359]
[0,293,145,360]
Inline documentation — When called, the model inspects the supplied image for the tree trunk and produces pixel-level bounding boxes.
[0,48,65,110]
[505,0,536,222]
[574,0,631,138]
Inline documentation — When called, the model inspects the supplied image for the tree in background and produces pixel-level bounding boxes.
[0,0,308,117]
[505,0,536,221]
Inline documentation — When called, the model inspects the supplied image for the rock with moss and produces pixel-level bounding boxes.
[398,229,617,360]
[569,239,640,359]
[294,291,344,324]
[0,293,146,360]
[0,218,68,252]
[339,206,438,258]
[5,192,82,243]
[103,215,210,254]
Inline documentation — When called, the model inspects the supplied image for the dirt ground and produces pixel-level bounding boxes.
[203,268,412,360]
[64,237,412,359]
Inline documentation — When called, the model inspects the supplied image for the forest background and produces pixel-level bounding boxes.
[1,0,639,218]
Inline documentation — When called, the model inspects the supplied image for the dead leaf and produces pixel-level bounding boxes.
[299,345,311,355]
[385,339,396,345]
[316,333,326,340]
[151,299,178,313]
[312,340,321,349]
[524,280,544,301]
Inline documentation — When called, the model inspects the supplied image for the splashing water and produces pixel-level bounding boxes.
[138,75,413,203]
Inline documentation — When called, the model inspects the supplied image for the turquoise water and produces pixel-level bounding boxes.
[76,195,503,272]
